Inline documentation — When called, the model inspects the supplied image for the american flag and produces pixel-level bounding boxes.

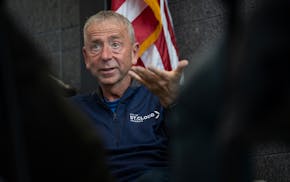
[111,0,179,71]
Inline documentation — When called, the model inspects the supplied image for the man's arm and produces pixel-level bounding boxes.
[128,60,188,108]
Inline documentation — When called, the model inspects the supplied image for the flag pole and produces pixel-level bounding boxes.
[104,0,111,10]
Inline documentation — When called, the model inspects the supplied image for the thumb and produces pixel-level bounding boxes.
[175,59,189,73]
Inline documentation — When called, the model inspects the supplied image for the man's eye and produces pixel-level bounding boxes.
[111,42,121,49]
[92,44,101,50]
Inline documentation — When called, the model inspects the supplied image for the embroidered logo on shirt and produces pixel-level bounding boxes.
[129,111,160,123]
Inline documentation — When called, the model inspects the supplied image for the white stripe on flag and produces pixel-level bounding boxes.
[164,0,174,29]
[141,44,165,70]
[160,0,179,69]
[116,0,147,22]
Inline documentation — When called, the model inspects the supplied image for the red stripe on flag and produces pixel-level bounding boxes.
[155,28,172,71]
[164,3,179,55]
[111,0,126,11]
[131,6,159,45]
[135,58,145,67]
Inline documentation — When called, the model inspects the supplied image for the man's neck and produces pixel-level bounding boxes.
[100,76,132,101]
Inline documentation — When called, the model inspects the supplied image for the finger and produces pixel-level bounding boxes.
[147,66,168,79]
[131,66,158,81]
[129,70,150,86]
[130,65,145,72]
[147,59,189,78]
[175,59,189,74]
[129,69,159,90]
[128,70,142,82]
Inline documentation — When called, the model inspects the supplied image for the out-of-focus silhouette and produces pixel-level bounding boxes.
[0,2,112,182]
[169,0,290,181]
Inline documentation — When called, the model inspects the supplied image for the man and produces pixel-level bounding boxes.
[70,10,188,182]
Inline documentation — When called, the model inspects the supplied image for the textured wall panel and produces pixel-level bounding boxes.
[168,0,227,62]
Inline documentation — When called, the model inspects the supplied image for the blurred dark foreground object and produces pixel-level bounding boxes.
[0,3,112,182]
[169,0,290,181]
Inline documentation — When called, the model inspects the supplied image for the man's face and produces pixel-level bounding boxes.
[82,19,139,86]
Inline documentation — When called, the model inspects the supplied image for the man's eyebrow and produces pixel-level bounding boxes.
[91,39,101,43]
[110,35,123,40]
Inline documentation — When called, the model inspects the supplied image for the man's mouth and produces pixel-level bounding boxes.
[100,67,116,75]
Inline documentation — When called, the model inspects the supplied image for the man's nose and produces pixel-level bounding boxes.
[101,44,113,60]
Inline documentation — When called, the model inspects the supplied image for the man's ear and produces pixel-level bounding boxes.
[82,46,90,69]
[132,42,139,65]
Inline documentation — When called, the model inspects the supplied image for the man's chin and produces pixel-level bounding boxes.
[98,78,117,86]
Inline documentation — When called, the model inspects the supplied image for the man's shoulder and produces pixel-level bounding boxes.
[128,83,155,98]
[70,92,97,103]
[127,83,161,108]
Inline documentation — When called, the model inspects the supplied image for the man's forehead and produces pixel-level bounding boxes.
[87,19,127,33]
[95,18,126,28]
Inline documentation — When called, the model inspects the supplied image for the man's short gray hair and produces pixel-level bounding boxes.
[83,10,136,44]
